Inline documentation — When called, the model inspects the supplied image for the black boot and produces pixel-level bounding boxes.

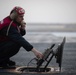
[0,59,16,69]
[7,59,16,66]
[0,62,8,68]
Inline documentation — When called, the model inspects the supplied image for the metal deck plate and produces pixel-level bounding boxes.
[16,66,62,74]
[0,66,61,74]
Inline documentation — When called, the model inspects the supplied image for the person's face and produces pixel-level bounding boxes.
[16,15,24,24]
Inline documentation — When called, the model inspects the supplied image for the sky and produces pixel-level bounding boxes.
[0,0,76,24]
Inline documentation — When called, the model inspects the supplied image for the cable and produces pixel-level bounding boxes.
[26,58,37,67]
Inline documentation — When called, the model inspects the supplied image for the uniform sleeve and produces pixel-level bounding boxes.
[20,28,26,36]
[8,26,33,51]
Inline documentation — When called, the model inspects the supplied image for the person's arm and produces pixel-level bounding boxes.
[20,28,26,36]
[5,26,33,51]
[19,20,26,36]
[2,26,43,59]
[19,21,26,36]
[31,48,43,59]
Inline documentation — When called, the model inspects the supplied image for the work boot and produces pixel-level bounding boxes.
[0,62,8,68]
[7,59,16,66]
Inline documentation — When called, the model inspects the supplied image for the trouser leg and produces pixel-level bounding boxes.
[0,41,21,63]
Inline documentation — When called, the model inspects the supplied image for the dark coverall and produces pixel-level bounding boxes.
[0,16,33,63]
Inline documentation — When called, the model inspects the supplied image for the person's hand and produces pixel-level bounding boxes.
[31,48,43,59]
[20,20,26,30]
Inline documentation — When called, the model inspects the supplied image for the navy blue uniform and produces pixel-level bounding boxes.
[0,16,33,62]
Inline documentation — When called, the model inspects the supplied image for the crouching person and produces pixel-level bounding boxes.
[0,6,43,67]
